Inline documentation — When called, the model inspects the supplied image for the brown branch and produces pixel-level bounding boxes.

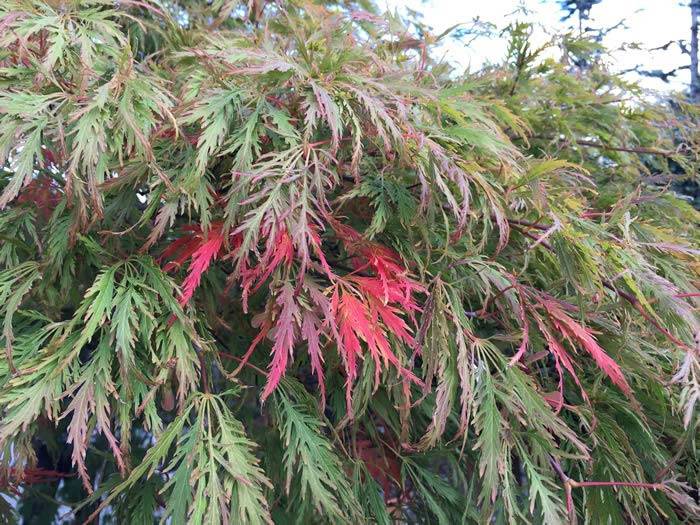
[570,480,663,490]
[507,217,549,231]
[549,457,577,524]
[603,282,693,351]
[510,223,554,252]
[572,139,675,157]
[197,349,211,394]
[534,136,675,157]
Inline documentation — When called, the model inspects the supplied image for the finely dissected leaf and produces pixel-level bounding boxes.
[402,455,462,525]
[273,381,362,522]
[184,88,243,174]
[473,367,502,504]
[91,394,273,525]
[541,298,634,399]
[62,379,96,493]
[0,119,46,209]
[0,1,699,523]
[163,223,227,305]
[0,261,40,370]
[352,461,391,525]
[261,283,300,401]
[520,455,566,525]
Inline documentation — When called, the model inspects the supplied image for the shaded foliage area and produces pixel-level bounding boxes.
[0,1,699,523]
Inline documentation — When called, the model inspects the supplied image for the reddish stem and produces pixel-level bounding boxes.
[219,350,269,377]
[549,456,666,525]
[570,480,663,490]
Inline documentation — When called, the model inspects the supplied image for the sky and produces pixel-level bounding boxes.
[382,0,690,93]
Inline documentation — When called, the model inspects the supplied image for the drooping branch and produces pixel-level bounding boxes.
[536,136,676,157]
[529,134,677,157]
[508,218,695,351]
[603,282,694,352]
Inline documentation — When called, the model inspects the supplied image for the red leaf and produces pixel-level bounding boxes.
[336,290,363,409]
[330,220,417,303]
[161,223,227,305]
[352,276,424,317]
[167,216,425,410]
[161,225,206,271]
[542,299,633,399]
[536,316,589,411]
[179,227,225,305]
[333,284,422,414]
[16,175,60,219]
[371,299,415,348]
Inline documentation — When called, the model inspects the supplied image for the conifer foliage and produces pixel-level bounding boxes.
[0,1,699,523]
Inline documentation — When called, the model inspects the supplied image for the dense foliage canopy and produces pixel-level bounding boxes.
[0,1,699,523]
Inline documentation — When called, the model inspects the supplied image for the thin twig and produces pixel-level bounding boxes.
[535,135,675,157]
[218,350,269,377]
[572,139,674,157]
[198,351,210,394]
[510,223,554,252]
[506,217,549,231]
[549,456,664,525]
[603,282,693,351]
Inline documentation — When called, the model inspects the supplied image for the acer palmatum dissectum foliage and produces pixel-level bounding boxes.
[0,1,699,523]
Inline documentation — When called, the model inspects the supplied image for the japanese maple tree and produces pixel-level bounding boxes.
[0,1,699,523]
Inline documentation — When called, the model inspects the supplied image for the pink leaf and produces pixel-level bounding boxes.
[261,283,300,401]
[302,310,326,407]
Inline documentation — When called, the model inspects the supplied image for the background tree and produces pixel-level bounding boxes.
[691,0,699,100]
[0,1,698,524]
[558,0,602,33]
